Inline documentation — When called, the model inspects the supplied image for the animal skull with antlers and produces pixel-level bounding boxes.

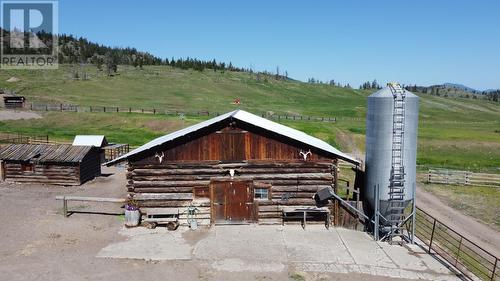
[299,149,312,161]
[154,152,165,164]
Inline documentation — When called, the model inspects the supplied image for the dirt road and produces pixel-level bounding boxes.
[0,109,41,120]
[416,185,500,258]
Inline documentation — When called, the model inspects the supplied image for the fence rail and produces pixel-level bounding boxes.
[26,102,342,122]
[0,133,49,145]
[427,169,500,188]
[415,207,499,280]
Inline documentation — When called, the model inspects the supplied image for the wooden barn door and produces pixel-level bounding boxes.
[211,180,254,224]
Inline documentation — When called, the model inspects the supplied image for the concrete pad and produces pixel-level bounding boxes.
[96,225,462,280]
[336,228,397,269]
[211,258,286,272]
[97,227,192,261]
[283,225,355,264]
[378,242,429,271]
[194,225,287,263]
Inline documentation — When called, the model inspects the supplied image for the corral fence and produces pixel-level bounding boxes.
[26,102,341,122]
[427,169,500,188]
[415,207,499,280]
[0,133,49,144]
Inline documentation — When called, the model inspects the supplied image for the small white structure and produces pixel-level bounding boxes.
[73,135,108,163]
[72,135,108,148]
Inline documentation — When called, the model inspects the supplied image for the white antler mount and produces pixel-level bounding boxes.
[299,149,312,161]
[154,152,165,164]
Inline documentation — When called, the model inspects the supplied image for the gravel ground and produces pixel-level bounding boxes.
[0,166,462,281]
[0,109,42,120]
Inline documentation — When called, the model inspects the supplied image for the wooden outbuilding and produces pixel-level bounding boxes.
[0,144,101,185]
[3,95,25,109]
[72,135,108,163]
[107,110,360,226]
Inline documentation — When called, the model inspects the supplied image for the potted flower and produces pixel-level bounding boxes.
[124,198,140,227]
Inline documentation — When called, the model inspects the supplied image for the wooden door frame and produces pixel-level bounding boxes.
[209,178,255,224]
[0,160,4,181]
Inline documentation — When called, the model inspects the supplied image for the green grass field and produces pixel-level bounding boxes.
[0,65,499,172]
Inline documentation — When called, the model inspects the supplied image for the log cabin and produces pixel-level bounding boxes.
[0,144,101,185]
[107,110,360,226]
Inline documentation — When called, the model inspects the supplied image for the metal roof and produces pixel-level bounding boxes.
[0,144,94,163]
[72,135,108,147]
[106,109,360,165]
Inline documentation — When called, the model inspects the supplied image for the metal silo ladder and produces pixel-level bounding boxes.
[387,82,406,243]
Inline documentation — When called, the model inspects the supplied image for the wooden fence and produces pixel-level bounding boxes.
[27,102,340,122]
[427,169,500,188]
[0,133,49,144]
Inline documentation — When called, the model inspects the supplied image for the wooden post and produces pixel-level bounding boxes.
[63,196,68,218]
[333,159,339,226]
[0,160,5,181]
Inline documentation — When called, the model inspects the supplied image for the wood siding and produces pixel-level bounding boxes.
[133,128,330,164]
[79,150,102,184]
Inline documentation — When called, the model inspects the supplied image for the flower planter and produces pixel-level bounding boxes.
[124,206,140,227]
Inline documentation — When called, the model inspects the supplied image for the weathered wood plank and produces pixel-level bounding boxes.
[55,196,126,203]
[133,193,194,200]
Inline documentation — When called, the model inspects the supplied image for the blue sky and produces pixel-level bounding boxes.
[56,1,499,89]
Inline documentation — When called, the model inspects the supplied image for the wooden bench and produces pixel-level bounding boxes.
[55,196,126,217]
[142,208,179,229]
[282,207,331,229]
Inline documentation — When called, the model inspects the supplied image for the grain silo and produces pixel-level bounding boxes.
[365,82,419,242]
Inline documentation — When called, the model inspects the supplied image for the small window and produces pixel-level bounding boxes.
[254,188,269,200]
[193,186,209,198]
[21,163,34,172]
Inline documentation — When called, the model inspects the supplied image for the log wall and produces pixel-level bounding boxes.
[127,160,337,225]
[2,149,100,186]
[3,162,81,185]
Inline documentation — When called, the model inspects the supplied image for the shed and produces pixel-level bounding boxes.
[73,135,109,163]
[3,95,25,108]
[107,109,360,226]
[0,144,101,185]
[72,135,108,147]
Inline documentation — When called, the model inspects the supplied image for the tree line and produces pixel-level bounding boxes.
[0,29,251,75]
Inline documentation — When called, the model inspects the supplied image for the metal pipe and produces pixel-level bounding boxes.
[374,184,380,241]
[411,183,416,244]
[491,258,498,281]
[428,219,437,254]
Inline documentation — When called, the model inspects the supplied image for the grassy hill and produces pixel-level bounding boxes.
[0,65,499,172]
